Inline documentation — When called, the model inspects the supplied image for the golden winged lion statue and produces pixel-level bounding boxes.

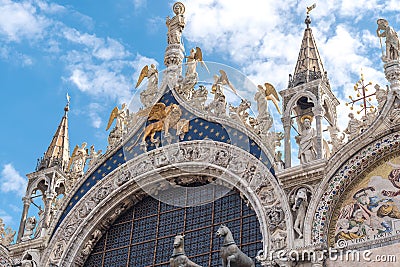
[135,103,189,145]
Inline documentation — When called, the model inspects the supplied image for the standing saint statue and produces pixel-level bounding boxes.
[295,116,317,164]
[166,2,185,45]
[377,18,400,62]
[344,113,362,140]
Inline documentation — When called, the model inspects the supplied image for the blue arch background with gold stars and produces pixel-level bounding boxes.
[54,89,275,233]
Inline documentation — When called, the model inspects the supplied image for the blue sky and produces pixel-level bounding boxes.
[0,0,399,235]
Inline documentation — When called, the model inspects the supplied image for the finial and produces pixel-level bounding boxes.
[305,3,316,28]
[65,93,70,112]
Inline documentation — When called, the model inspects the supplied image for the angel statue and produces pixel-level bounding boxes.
[106,103,128,136]
[377,18,400,62]
[68,142,89,176]
[185,47,209,77]
[211,70,238,96]
[255,83,281,118]
[88,145,102,168]
[136,64,159,107]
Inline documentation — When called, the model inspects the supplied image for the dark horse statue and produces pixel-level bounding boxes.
[216,225,255,267]
[170,234,202,267]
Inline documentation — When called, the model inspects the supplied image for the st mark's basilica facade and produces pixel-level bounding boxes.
[1,2,400,267]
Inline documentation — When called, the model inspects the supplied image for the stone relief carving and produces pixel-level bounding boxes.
[187,85,208,110]
[205,88,227,117]
[81,229,102,257]
[266,206,286,232]
[44,141,286,266]
[270,230,287,251]
[257,186,277,208]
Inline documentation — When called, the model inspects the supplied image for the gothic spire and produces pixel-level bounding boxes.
[289,11,326,88]
[37,95,70,172]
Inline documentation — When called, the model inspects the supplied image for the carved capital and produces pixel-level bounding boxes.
[384,60,400,89]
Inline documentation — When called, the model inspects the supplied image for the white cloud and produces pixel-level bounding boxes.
[88,103,104,129]
[0,163,27,197]
[133,0,146,10]
[0,209,13,226]
[62,28,129,60]
[0,0,49,42]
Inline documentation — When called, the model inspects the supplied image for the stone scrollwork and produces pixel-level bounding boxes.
[114,169,131,187]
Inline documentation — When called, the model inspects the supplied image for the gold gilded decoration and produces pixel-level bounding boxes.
[211,70,237,95]
[330,156,400,246]
[257,83,281,114]
[134,103,189,147]
[306,3,316,14]
[106,103,127,132]
[185,46,209,77]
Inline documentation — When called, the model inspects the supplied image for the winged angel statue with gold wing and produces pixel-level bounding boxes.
[255,83,281,116]
[106,103,127,134]
[136,64,159,107]
[68,142,89,175]
[211,70,237,95]
[185,47,209,77]
[134,103,189,146]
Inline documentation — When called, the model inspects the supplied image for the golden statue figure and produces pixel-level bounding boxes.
[135,103,188,145]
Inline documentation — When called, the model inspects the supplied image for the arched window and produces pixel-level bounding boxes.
[85,185,262,266]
